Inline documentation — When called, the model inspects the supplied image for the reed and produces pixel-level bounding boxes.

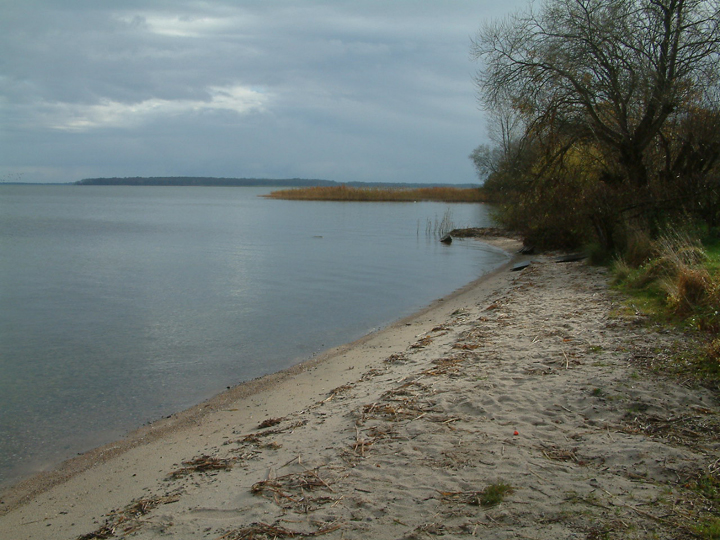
[263,185,488,203]
[420,208,455,238]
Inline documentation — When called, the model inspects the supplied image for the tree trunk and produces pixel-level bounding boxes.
[619,144,649,187]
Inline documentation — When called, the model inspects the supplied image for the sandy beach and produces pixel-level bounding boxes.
[1,236,719,540]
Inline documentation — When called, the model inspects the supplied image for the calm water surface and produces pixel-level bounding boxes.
[0,185,508,487]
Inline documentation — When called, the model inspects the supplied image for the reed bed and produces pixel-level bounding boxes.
[263,185,488,203]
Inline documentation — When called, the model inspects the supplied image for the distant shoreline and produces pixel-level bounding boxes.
[73,177,480,189]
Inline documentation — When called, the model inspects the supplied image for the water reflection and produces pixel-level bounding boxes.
[0,186,506,487]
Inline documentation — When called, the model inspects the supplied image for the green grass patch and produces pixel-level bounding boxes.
[479,482,514,507]
[693,475,720,503]
[673,347,720,381]
[612,231,720,387]
[613,233,720,327]
[694,518,720,539]
[686,473,720,538]
[263,185,489,203]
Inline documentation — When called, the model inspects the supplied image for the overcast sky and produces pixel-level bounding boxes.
[1,1,528,184]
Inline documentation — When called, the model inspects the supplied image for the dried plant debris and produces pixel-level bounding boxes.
[76,495,180,539]
[410,336,433,349]
[168,455,236,479]
[77,524,117,540]
[452,342,481,350]
[322,384,354,402]
[351,431,374,457]
[359,402,420,422]
[422,354,468,376]
[455,327,486,343]
[406,522,446,537]
[619,412,720,448]
[252,469,332,497]
[384,352,408,364]
[540,444,581,463]
[227,420,309,446]
[440,482,514,507]
[259,441,282,450]
[257,417,285,429]
[382,379,432,399]
[251,469,337,512]
[350,425,397,457]
[217,520,342,539]
[360,367,385,381]
[356,398,446,424]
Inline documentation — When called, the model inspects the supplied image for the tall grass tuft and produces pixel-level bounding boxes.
[663,267,714,316]
[611,257,634,284]
[656,231,708,268]
[655,232,715,317]
[615,230,720,329]
[622,226,656,267]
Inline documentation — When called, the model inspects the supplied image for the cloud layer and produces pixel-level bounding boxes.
[1,0,526,184]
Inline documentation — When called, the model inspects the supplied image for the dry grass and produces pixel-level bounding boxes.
[263,185,489,202]
[663,267,715,315]
[623,226,655,267]
[615,231,719,320]
[653,232,718,317]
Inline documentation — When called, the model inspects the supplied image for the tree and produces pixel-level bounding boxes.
[472,0,720,249]
[472,0,720,188]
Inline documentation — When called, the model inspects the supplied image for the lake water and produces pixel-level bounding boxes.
[0,185,508,488]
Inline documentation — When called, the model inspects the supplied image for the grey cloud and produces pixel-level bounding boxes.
[1,0,528,184]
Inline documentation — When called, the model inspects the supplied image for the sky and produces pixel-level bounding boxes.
[1,0,528,185]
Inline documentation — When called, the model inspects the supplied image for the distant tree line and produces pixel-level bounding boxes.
[471,0,720,251]
[75,177,338,187]
[75,177,480,189]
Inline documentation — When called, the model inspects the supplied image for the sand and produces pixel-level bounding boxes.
[1,237,719,539]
